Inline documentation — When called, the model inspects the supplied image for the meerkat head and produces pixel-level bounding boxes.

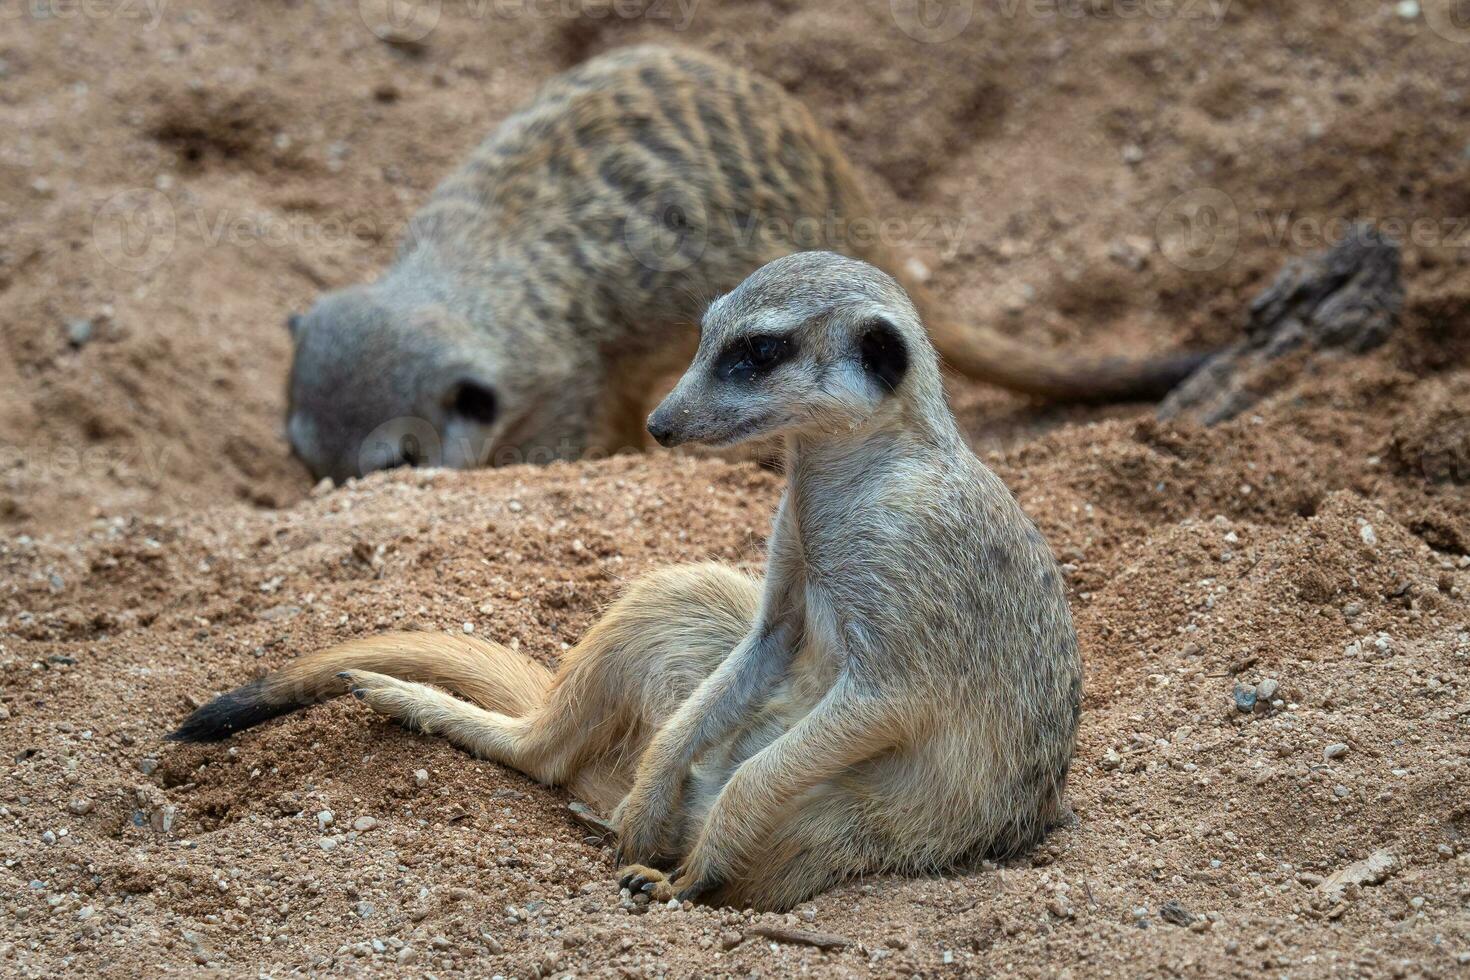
[647,252,942,450]
[285,286,505,483]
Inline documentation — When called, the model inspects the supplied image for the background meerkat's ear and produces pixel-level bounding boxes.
[858,317,908,393]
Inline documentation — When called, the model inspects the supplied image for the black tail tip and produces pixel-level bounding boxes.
[168,679,291,743]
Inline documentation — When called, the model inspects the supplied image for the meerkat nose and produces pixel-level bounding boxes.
[647,417,675,447]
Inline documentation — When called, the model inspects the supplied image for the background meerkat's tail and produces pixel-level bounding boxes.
[925,317,1212,403]
[168,632,553,743]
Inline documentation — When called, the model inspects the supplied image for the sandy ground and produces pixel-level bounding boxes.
[1,0,1469,976]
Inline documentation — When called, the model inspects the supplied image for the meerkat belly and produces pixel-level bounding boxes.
[680,639,839,827]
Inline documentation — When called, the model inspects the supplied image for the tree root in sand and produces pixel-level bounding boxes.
[1159,225,1404,426]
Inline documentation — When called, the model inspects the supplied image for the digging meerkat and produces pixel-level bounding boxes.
[286,44,1205,482]
[175,252,1083,912]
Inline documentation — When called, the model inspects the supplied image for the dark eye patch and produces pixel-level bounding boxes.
[715,333,795,383]
[450,380,499,424]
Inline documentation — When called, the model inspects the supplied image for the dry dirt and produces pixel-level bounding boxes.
[2,1,1469,976]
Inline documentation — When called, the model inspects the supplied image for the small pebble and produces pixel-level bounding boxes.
[352,816,378,832]
[68,798,93,815]
[1395,0,1420,19]
[137,758,159,775]
[41,830,57,845]
[1232,683,1257,713]
[1333,784,1350,799]
[318,837,338,851]
[65,318,95,348]
[317,810,334,831]
[355,901,375,919]
[1256,678,1279,701]
[414,769,429,787]
[1324,743,1350,761]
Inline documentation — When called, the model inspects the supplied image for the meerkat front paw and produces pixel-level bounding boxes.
[617,865,679,903]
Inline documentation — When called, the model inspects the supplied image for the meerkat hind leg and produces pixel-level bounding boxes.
[346,563,759,812]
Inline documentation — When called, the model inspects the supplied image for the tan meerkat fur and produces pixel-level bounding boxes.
[285,45,1206,482]
[176,252,1083,912]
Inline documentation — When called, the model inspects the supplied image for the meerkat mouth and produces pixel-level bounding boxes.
[697,412,787,449]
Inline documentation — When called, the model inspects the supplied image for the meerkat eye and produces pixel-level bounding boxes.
[449,380,499,424]
[717,333,794,382]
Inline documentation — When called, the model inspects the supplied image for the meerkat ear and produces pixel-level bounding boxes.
[858,317,909,393]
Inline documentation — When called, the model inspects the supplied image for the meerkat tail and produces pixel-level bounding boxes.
[925,318,1211,402]
[168,632,553,743]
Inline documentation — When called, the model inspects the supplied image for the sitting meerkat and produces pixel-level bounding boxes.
[175,252,1082,911]
[286,44,1204,482]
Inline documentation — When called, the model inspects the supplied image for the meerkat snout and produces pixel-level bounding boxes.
[649,251,929,450]
[285,288,509,481]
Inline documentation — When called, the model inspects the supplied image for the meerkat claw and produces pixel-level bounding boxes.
[618,865,677,901]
